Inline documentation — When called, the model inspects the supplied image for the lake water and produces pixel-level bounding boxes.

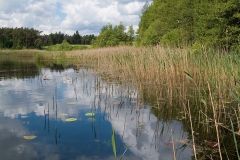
[0,59,193,160]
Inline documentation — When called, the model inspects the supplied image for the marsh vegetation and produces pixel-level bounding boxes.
[0,1,239,159]
[25,45,239,159]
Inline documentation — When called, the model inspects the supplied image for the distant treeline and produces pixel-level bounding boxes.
[0,27,96,49]
[137,0,240,51]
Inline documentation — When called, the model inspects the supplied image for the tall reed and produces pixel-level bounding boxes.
[42,45,239,159]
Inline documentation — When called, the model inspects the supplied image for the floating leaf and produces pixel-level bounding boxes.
[206,141,218,147]
[58,114,68,116]
[87,118,96,122]
[65,118,77,122]
[85,113,95,116]
[23,135,37,140]
[67,102,76,105]
[165,142,173,146]
[43,77,50,80]
[176,139,189,144]
[138,122,144,126]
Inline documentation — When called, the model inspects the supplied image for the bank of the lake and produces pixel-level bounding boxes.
[1,46,240,159]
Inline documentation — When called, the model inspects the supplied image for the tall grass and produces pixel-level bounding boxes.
[40,45,240,159]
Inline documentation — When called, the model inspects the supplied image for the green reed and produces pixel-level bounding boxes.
[33,45,240,159]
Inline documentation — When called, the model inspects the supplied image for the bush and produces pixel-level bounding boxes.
[161,29,182,47]
[45,40,89,51]
[36,53,45,62]
[46,40,72,51]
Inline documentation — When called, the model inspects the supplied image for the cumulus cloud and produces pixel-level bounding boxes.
[108,106,193,160]
[0,0,146,35]
[0,67,193,159]
[0,68,95,118]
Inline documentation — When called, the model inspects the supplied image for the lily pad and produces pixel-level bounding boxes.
[85,113,95,116]
[67,102,76,105]
[206,141,218,147]
[165,142,173,146]
[58,114,68,116]
[23,135,37,140]
[176,139,189,144]
[87,118,96,122]
[65,118,77,122]
[43,77,50,80]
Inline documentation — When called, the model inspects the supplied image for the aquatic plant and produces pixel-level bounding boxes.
[33,45,240,159]
[65,118,77,122]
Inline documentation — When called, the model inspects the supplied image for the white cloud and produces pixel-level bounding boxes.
[0,67,192,159]
[0,0,146,35]
[108,106,193,160]
[118,1,144,15]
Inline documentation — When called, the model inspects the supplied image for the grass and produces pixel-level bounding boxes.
[1,45,240,159]
[0,49,45,58]
[63,45,239,159]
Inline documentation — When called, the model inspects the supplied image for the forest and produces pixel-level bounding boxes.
[137,0,240,52]
[0,27,96,49]
[0,0,239,51]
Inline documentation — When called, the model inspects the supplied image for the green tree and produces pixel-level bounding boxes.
[72,31,82,44]
[92,22,134,48]
[127,25,135,44]
[34,38,42,49]
[136,0,240,50]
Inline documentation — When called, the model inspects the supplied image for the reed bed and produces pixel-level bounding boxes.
[43,45,239,159]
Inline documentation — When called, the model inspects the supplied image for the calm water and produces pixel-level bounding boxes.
[0,59,192,160]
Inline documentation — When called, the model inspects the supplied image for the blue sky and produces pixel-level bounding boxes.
[0,0,147,35]
[56,2,67,20]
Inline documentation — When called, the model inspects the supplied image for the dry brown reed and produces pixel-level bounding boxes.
[45,45,239,159]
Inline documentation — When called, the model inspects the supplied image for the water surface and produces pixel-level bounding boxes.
[0,59,192,160]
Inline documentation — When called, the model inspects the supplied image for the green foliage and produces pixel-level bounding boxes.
[46,40,71,51]
[161,29,183,47]
[45,40,89,51]
[137,0,240,51]
[0,27,41,49]
[92,22,135,47]
[127,25,135,45]
[36,53,45,62]
[0,27,96,50]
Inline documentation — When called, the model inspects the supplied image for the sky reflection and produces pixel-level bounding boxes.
[0,68,192,159]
